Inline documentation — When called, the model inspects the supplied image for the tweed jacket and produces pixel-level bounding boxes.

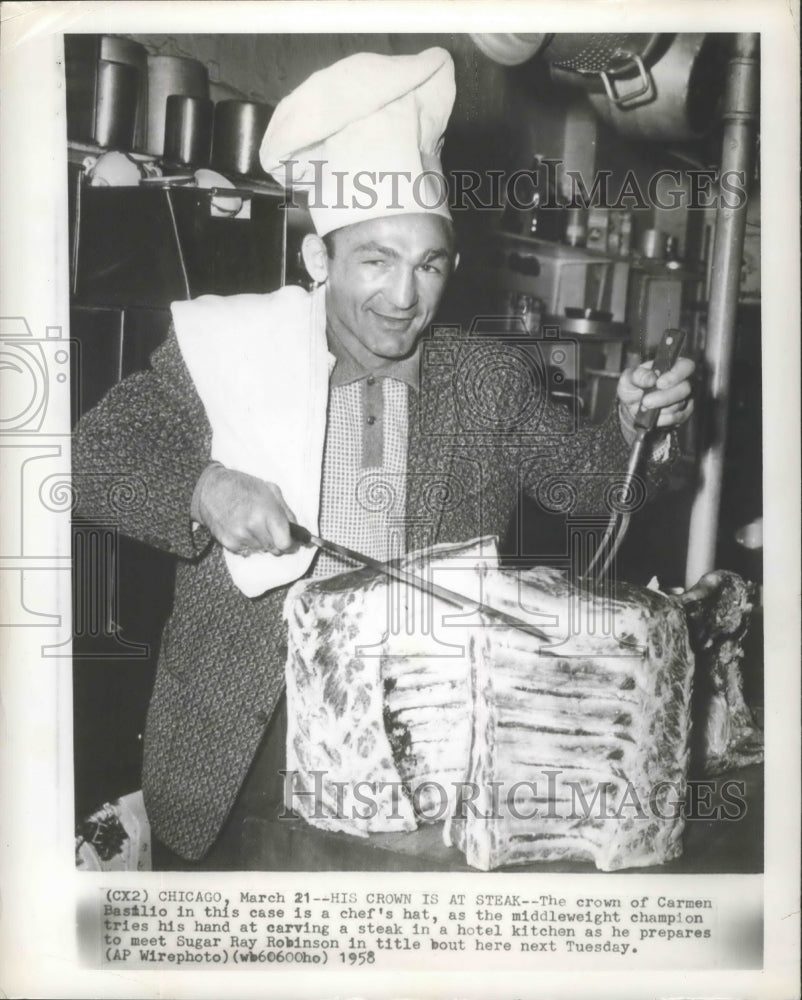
[73,318,658,860]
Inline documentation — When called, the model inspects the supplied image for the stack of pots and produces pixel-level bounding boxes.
[66,37,278,176]
[148,54,273,175]
[210,100,274,178]
[146,54,211,159]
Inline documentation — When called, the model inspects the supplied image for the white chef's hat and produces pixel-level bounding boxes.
[259,47,455,236]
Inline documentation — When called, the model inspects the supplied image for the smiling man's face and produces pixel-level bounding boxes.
[320,213,456,369]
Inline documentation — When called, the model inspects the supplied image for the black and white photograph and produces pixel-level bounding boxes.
[66,28,763,874]
[0,3,798,999]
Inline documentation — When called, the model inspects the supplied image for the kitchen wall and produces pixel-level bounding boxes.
[127,33,396,104]
[126,32,514,139]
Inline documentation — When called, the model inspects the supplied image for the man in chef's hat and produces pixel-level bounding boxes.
[182,47,468,589]
[74,47,695,867]
[185,45,693,581]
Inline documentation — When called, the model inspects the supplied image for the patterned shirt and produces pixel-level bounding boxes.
[311,328,419,578]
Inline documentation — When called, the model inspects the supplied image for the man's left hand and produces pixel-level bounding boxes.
[617,356,696,432]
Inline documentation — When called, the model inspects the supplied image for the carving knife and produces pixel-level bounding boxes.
[288,521,554,647]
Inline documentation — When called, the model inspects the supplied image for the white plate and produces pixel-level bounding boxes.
[194,168,243,216]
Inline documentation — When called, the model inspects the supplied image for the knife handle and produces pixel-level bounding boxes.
[632,328,686,433]
[288,521,313,545]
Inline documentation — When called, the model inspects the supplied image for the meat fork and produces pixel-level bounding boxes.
[584,328,686,583]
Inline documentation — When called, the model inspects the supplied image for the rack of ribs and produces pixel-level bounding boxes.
[282,537,760,871]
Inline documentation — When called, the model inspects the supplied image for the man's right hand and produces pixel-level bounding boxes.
[192,463,297,557]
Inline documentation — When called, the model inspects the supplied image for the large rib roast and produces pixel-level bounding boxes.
[283,537,761,871]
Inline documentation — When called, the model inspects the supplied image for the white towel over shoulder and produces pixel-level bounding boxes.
[172,284,332,597]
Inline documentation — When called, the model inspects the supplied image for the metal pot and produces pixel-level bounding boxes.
[640,228,665,259]
[163,95,213,166]
[588,34,728,141]
[211,100,274,178]
[94,60,141,150]
[64,34,148,150]
[146,54,209,155]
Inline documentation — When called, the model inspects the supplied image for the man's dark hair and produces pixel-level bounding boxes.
[322,232,337,259]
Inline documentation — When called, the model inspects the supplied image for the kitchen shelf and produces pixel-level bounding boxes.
[67,139,286,197]
[629,257,705,281]
[479,231,632,324]
[495,233,705,284]
[542,314,630,340]
[494,230,628,265]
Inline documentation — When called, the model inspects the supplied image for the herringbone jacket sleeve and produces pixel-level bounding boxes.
[72,329,214,559]
[487,340,675,514]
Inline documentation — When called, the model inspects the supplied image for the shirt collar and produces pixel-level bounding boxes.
[327,323,420,391]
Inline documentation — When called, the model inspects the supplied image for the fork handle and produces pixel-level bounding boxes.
[633,328,686,433]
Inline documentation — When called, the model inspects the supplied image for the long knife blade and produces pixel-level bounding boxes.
[289,522,554,647]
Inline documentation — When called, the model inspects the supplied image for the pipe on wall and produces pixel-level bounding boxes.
[685,34,759,587]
